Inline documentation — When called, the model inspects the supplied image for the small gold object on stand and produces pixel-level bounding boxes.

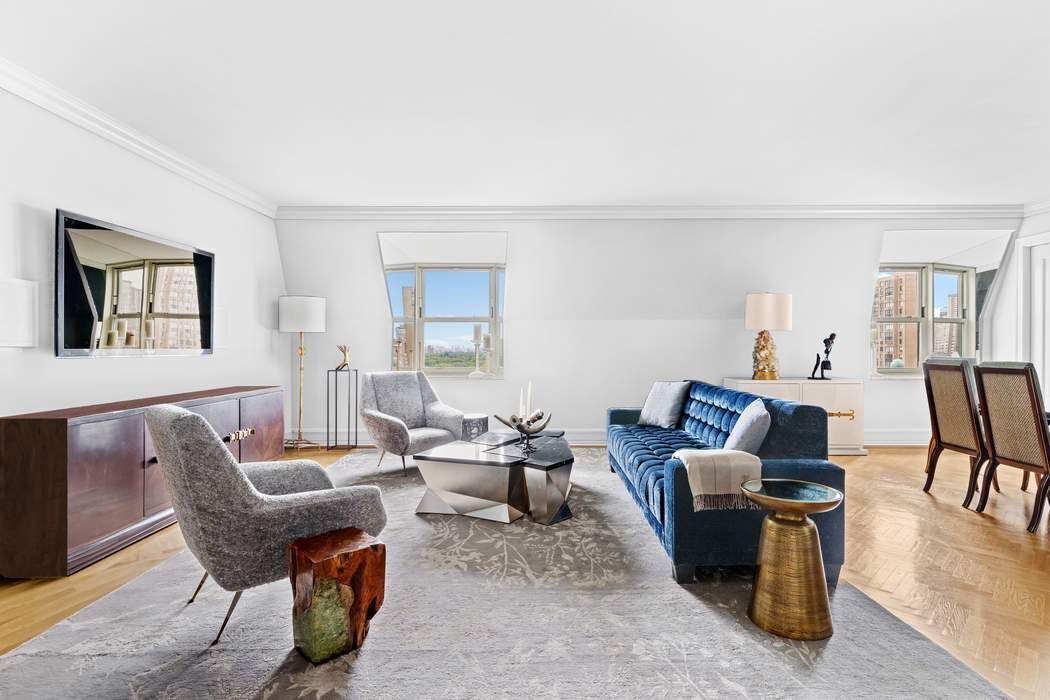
[741,478,843,641]
[335,344,350,371]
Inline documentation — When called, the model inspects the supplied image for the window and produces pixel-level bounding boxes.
[385,265,505,377]
[106,260,202,350]
[871,264,976,374]
[149,263,202,349]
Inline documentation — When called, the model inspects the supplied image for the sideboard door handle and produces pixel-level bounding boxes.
[828,410,856,421]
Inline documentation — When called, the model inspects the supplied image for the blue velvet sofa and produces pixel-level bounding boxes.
[607,381,845,584]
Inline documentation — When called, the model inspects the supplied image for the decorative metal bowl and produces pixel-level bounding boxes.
[494,410,552,450]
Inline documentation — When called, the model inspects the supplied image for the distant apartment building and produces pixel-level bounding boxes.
[872,271,919,368]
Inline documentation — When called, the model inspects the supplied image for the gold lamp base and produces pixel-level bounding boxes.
[748,511,833,641]
[751,370,779,380]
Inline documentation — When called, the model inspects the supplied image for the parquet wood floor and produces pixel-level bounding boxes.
[1,446,1046,697]
[839,448,1050,699]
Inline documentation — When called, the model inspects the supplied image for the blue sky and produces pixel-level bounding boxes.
[933,271,959,315]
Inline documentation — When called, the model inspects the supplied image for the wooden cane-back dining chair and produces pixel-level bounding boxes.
[922,358,989,507]
[973,362,1050,532]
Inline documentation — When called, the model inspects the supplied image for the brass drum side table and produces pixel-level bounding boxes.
[741,478,843,641]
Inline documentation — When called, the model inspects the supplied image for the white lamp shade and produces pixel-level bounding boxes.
[279,295,327,333]
[745,292,792,331]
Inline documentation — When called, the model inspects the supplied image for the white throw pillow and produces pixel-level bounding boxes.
[724,399,771,454]
[638,381,691,429]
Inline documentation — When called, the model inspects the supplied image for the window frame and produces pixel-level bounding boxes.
[386,263,505,378]
[105,259,202,350]
[871,263,977,376]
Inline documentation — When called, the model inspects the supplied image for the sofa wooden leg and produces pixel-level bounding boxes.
[672,563,695,584]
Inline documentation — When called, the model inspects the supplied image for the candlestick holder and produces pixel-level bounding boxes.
[468,340,486,379]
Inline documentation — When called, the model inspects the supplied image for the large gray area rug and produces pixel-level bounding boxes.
[1,448,1001,698]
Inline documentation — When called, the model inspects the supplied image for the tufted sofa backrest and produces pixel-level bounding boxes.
[680,381,828,460]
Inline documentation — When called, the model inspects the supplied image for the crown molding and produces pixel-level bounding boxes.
[275,203,1024,222]
[0,55,277,218]
[1024,198,1050,218]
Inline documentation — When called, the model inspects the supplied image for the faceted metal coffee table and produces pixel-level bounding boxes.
[414,435,574,525]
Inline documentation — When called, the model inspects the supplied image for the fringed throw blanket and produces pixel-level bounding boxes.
[672,448,763,511]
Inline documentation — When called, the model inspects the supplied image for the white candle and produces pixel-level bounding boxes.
[472,323,482,344]
[527,381,533,415]
[519,388,524,418]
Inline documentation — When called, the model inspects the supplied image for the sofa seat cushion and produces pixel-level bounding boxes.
[608,424,709,521]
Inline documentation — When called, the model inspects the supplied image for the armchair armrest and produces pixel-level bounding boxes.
[241,459,333,495]
[257,484,388,538]
[361,408,410,454]
[608,407,642,426]
[425,401,464,439]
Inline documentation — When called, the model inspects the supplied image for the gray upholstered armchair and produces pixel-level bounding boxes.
[144,404,387,644]
[361,371,465,473]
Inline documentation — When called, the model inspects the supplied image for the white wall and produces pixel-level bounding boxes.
[277,215,1021,446]
[0,89,289,415]
[985,210,1050,362]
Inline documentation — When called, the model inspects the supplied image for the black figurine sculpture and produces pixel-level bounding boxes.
[810,332,837,380]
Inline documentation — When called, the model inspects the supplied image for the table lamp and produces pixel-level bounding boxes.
[279,295,327,448]
[745,292,792,380]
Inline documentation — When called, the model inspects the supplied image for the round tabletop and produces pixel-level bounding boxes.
[741,478,843,515]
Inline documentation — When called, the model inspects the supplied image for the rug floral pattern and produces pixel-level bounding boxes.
[0,448,1003,699]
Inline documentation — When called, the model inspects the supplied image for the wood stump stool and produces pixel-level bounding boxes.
[288,527,386,664]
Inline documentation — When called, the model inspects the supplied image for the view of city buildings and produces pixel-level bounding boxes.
[872,270,919,369]
[872,269,964,369]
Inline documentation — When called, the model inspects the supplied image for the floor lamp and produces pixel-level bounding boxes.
[279,295,327,449]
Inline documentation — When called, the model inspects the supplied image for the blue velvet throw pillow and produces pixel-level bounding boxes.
[638,381,691,429]
[723,398,771,454]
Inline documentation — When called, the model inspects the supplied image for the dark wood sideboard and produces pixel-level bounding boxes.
[0,386,284,578]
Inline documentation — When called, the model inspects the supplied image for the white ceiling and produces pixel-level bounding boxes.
[2,1,1049,207]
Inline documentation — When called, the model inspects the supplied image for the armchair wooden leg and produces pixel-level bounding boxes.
[962,457,984,509]
[188,571,208,604]
[211,591,243,646]
[377,450,385,466]
[1026,474,1050,533]
[976,460,999,513]
[922,440,943,492]
[401,455,407,476]
[1022,471,1031,492]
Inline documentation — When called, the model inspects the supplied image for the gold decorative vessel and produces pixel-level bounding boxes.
[741,478,843,641]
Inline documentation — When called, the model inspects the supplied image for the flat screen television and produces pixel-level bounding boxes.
[55,210,215,357]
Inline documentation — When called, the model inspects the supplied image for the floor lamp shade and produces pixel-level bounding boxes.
[279,296,327,333]
[745,293,793,331]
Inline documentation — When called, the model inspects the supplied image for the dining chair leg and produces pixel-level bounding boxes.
[962,456,984,509]
[401,455,407,476]
[211,591,243,646]
[993,472,1001,493]
[922,440,943,492]
[1022,471,1031,492]
[188,571,209,604]
[1026,475,1050,533]
[976,460,999,513]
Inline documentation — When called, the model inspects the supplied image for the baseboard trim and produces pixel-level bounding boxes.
[863,429,931,447]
